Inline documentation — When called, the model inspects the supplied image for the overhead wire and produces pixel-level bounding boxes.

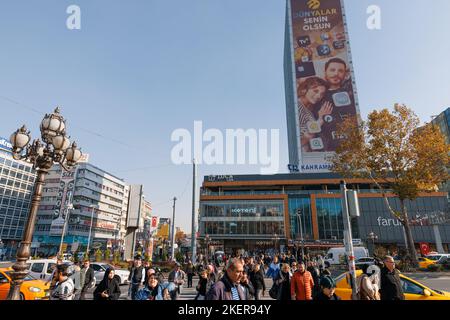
[0,94,136,150]
[0,94,176,173]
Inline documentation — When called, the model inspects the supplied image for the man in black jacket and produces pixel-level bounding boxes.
[128,255,145,300]
[249,264,266,300]
[80,260,95,300]
[206,258,246,300]
[380,255,405,300]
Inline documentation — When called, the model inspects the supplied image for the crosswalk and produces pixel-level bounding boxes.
[179,282,199,300]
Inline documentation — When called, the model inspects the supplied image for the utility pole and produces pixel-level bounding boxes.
[296,209,305,259]
[191,159,197,264]
[86,205,95,258]
[58,204,74,257]
[170,197,177,262]
[340,180,357,300]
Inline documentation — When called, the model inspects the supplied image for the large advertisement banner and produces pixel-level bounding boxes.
[50,167,77,236]
[289,0,360,171]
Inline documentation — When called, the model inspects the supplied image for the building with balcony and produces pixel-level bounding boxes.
[32,161,130,256]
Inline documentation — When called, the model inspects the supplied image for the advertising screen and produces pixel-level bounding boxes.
[288,0,360,171]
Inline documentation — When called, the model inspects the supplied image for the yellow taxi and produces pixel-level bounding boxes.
[418,257,436,269]
[335,269,450,300]
[0,267,50,300]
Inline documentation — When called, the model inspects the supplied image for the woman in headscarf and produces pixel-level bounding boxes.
[93,267,121,300]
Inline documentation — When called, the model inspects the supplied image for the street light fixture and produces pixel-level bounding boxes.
[205,234,210,260]
[296,209,305,259]
[7,107,82,300]
[273,233,279,253]
[86,205,96,258]
[367,231,378,257]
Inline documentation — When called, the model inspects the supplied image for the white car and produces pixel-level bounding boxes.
[425,254,450,264]
[26,259,71,282]
[90,262,129,286]
[354,257,376,268]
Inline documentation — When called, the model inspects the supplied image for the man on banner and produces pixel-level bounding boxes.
[320,57,357,152]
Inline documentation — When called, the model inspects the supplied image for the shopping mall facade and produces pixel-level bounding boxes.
[198,173,450,255]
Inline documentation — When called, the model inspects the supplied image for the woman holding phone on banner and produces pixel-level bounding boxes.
[297,76,333,152]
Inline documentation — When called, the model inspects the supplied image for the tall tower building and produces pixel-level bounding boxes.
[284,0,360,172]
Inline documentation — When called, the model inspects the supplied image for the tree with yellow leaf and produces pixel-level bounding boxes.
[332,104,450,267]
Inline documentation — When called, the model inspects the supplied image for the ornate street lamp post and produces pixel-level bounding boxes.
[7,107,82,300]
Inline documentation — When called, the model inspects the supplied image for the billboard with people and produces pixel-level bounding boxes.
[288,0,360,171]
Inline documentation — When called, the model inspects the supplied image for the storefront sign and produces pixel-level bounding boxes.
[231,208,257,214]
[0,137,13,153]
[207,175,234,182]
[377,210,450,227]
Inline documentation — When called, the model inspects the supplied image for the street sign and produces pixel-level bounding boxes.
[61,243,68,252]
[347,190,360,218]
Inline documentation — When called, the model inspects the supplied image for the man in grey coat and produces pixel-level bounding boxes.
[168,263,186,300]
[206,258,246,300]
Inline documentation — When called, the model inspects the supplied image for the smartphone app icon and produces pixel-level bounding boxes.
[324,115,333,123]
[317,45,331,56]
[297,36,311,47]
[332,92,351,107]
[310,138,324,150]
[333,40,345,50]
[296,62,316,78]
[320,33,330,41]
[307,121,321,134]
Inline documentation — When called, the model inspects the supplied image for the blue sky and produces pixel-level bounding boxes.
[1,0,449,230]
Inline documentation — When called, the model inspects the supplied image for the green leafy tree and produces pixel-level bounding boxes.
[113,250,120,265]
[95,249,103,262]
[74,250,79,263]
[332,104,450,267]
[175,251,184,263]
[105,248,111,262]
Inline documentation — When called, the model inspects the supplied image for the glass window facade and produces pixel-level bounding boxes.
[288,197,313,240]
[316,198,344,240]
[200,200,285,237]
[315,198,359,240]
[0,151,35,242]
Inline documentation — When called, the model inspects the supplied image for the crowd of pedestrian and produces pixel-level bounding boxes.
[45,250,405,301]
[195,252,405,301]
